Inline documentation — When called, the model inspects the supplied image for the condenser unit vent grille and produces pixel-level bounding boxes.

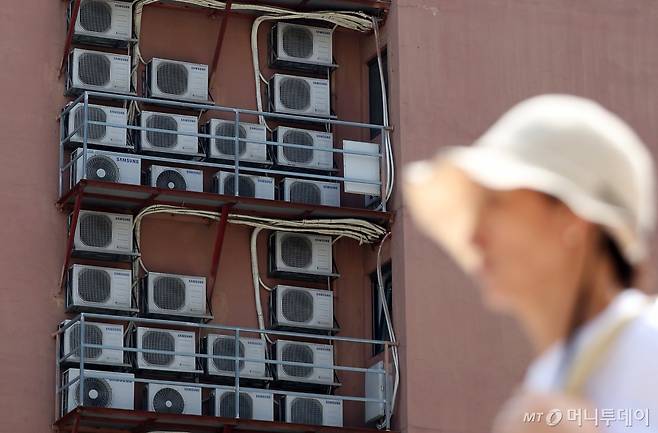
[282,26,314,59]
[79,213,113,248]
[212,338,245,372]
[215,123,246,156]
[74,106,107,140]
[289,182,321,205]
[290,398,323,425]
[142,331,175,366]
[279,78,311,111]
[75,377,112,407]
[219,392,253,419]
[281,289,313,323]
[79,0,112,33]
[78,53,111,86]
[146,115,178,148]
[78,268,112,303]
[86,155,120,182]
[280,235,313,269]
[223,176,255,198]
[153,387,185,414]
[282,130,314,163]
[155,170,187,190]
[281,344,313,378]
[153,276,186,310]
[156,63,188,95]
[70,323,103,359]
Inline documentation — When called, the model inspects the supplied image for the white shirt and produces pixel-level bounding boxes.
[523,289,658,432]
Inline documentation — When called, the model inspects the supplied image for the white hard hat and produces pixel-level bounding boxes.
[404,94,655,272]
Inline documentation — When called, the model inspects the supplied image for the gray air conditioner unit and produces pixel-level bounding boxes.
[281,178,340,207]
[206,119,268,163]
[67,264,132,312]
[269,232,334,280]
[147,58,209,102]
[73,210,133,256]
[275,340,334,385]
[71,0,132,42]
[150,166,203,192]
[275,127,333,170]
[136,327,197,372]
[146,383,202,415]
[68,48,131,94]
[71,148,141,187]
[284,395,343,427]
[61,368,134,416]
[205,334,268,379]
[213,171,275,200]
[271,23,333,69]
[269,74,330,117]
[212,387,274,421]
[272,285,334,332]
[60,320,124,366]
[67,103,128,148]
[145,272,207,319]
[139,111,199,156]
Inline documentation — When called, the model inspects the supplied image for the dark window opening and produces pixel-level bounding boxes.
[371,262,392,356]
[368,50,388,139]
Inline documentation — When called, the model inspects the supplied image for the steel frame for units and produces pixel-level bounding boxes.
[55,313,395,431]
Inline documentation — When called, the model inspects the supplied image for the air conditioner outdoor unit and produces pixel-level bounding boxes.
[67,103,128,148]
[145,272,207,319]
[272,285,333,332]
[73,210,133,256]
[62,368,134,416]
[275,127,333,170]
[212,387,274,421]
[269,232,333,279]
[146,383,202,415]
[139,111,199,156]
[282,178,340,207]
[136,327,197,372]
[71,0,132,42]
[60,320,124,366]
[67,264,133,312]
[284,395,343,427]
[269,74,330,117]
[206,120,268,163]
[68,48,131,94]
[147,58,209,102]
[275,340,334,385]
[71,148,141,186]
[205,334,268,379]
[150,166,203,192]
[213,171,275,200]
[271,23,333,68]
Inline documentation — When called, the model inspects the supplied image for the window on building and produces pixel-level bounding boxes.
[372,262,392,356]
[368,50,388,139]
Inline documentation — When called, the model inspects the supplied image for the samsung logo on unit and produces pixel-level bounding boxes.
[256,394,270,399]
[116,216,131,222]
[114,57,129,62]
[109,110,124,115]
[116,157,139,164]
[313,81,328,86]
[181,118,196,123]
[191,66,206,71]
[317,292,332,298]
[317,347,331,352]
[327,400,341,405]
[179,334,193,339]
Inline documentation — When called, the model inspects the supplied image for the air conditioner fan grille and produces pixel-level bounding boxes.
[77,268,112,303]
[290,398,323,425]
[74,106,107,140]
[223,175,255,198]
[79,213,113,248]
[85,155,120,182]
[289,181,322,205]
[279,78,311,111]
[282,130,314,164]
[281,289,314,324]
[79,0,112,33]
[212,337,245,372]
[282,26,314,59]
[156,170,187,191]
[70,323,104,359]
[219,392,253,419]
[153,387,185,414]
[152,276,186,311]
[74,377,112,407]
[214,123,247,157]
[281,343,314,378]
[78,53,111,87]
[280,235,313,269]
[141,331,175,366]
[156,62,189,96]
[146,114,178,148]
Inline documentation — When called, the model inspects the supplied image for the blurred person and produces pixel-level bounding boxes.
[404,95,658,433]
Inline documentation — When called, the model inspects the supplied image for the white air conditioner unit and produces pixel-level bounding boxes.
[207,120,268,163]
[146,383,202,415]
[136,327,197,372]
[145,272,207,318]
[62,368,134,416]
[71,148,141,186]
[275,127,333,170]
[271,23,333,68]
[275,340,334,385]
[212,387,273,421]
[270,74,330,117]
[213,171,275,200]
[140,111,199,156]
[150,166,203,192]
[365,361,393,424]
[269,232,333,279]
[67,103,128,148]
[72,0,132,42]
[61,320,124,366]
[273,285,333,331]
[147,58,208,102]
[282,178,340,207]
[67,264,132,312]
[73,210,133,256]
[205,335,267,379]
[284,395,343,427]
[68,48,131,94]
